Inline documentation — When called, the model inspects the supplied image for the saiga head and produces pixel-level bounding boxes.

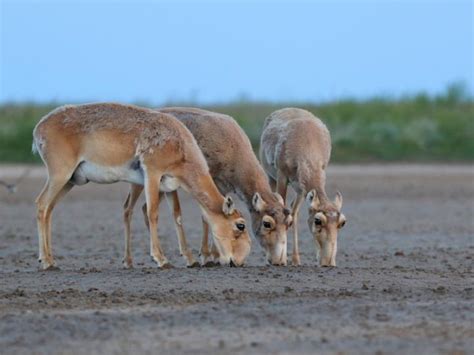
[250,192,292,266]
[208,195,251,266]
[306,190,346,267]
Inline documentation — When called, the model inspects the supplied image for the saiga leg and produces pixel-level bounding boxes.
[36,175,74,270]
[143,170,171,268]
[210,241,220,263]
[166,191,199,267]
[290,193,305,266]
[122,184,144,268]
[276,171,288,205]
[199,217,214,266]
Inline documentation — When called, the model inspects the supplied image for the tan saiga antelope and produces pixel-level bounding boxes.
[260,108,346,267]
[32,103,251,270]
[123,107,292,267]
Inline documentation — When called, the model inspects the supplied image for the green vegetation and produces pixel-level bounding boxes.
[0,84,472,163]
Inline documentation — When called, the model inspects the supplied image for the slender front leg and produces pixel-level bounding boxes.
[122,184,144,268]
[166,191,199,268]
[140,192,163,232]
[199,217,214,266]
[144,171,170,268]
[141,201,150,230]
[291,193,305,266]
[210,241,220,263]
[276,171,288,205]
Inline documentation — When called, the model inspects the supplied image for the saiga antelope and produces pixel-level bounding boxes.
[260,108,346,266]
[123,107,292,267]
[32,103,251,270]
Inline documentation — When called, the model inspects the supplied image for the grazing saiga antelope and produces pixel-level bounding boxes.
[32,103,251,270]
[123,107,292,267]
[260,108,346,267]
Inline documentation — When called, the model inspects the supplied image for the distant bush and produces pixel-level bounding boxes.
[0,103,56,162]
[0,84,472,163]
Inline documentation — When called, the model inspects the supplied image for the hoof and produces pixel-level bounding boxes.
[40,264,60,271]
[203,260,217,268]
[150,256,163,265]
[291,255,301,266]
[122,258,133,269]
[160,263,174,269]
[187,261,201,268]
[268,259,287,266]
[200,254,213,265]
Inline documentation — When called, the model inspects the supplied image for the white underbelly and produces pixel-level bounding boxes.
[160,175,180,192]
[71,161,144,185]
[71,161,181,192]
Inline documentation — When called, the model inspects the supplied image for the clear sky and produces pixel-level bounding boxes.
[1,0,472,104]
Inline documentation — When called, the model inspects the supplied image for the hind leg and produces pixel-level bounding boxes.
[36,183,48,264]
[44,182,73,258]
[36,146,77,270]
[122,184,144,268]
[36,175,74,270]
[276,171,288,205]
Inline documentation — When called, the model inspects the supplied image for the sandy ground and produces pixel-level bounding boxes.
[0,164,473,355]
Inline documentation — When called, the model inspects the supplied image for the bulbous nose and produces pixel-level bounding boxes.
[268,242,287,266]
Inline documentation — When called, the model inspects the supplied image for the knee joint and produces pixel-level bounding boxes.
[147,209,158,222]
[36,205,46,220]
[123,209,132,221]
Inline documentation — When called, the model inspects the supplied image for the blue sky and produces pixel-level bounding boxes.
[1,0,472,103]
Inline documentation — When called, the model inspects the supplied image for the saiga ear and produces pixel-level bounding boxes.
[306,189,319,209]
[273,192,284,205]
[334,191,343,210]
[252,192,266,212]
[222,195,235,215]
